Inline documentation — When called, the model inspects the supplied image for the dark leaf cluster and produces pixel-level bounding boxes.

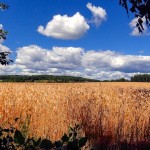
[0,2,13,65]
[119,0,150,33]
[0,52,13,65]
[0,3,9,11]
[0,126,15,150]
[0,29,7,40]
[0,120,88,150]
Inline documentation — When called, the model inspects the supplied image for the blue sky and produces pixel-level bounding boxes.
[0,0,150,80]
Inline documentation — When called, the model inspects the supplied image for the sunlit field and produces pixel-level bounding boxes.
[0,82,149,148]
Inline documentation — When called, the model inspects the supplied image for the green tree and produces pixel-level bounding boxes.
[0,2,13,65]
[119,0,150,33]
[131,74,150,82]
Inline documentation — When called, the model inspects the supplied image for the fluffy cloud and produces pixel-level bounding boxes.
[86,2,106,27]
[37,12,89,40]
[0,64,17,75]
[129,17,148,36]
[16,45,83,71]
[0,24,2,29]
[0,44,11,52]
[1,45,150,80]
[83,70,134,80]
[82,50,150,73]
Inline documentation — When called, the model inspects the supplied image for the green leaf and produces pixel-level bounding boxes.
[68,141,79,150]
[78,137,87,148]
[14,129,25,145]
[39,139,53,149]
[33,137,41,147]
[69,126,74,131]
[130,6,136,13]
[24,144,36,150]
[54,140,63,148]
[69,133,72,138]
[61,133,69,142]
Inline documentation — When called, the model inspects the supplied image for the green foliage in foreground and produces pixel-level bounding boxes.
[1,117,150,150]
[0,121,88,150]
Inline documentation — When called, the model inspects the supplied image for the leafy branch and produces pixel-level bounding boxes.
[0,3,9,10]
[0,2,13,65]
[119,0,150,33]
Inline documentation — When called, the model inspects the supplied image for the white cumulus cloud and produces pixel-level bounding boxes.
[86,2,107,27]
[0,24,3,29]
[0,44,11,52]
[15,45,83,71]
[37,12,89,40]
[0,45,150,80]
[82,50,150,73]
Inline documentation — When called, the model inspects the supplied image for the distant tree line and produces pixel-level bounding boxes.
[102,78,129,82]
[103,74,150,82]
[0,75,99,83]
[0,74,149,82]
[131,74,150,82]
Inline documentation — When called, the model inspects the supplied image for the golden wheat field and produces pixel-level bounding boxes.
[0,82,149,146]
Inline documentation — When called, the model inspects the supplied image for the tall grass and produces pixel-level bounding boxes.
[0,82,149,148]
